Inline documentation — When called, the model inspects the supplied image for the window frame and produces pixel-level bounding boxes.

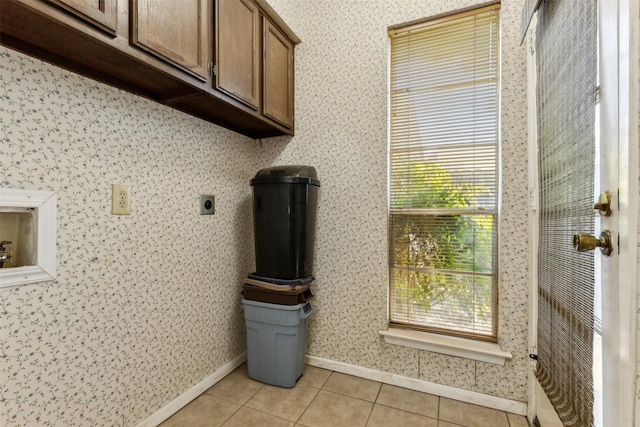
[387,3,501,341]
[0,188,57,288]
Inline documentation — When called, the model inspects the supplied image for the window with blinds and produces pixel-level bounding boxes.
[388,4,500,340]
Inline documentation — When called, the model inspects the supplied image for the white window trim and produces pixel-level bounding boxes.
[379,327,512,365]
[0,188,57,288]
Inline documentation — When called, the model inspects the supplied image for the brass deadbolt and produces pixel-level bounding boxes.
[593,192,612,217]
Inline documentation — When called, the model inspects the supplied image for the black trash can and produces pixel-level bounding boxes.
[251,166,320,279]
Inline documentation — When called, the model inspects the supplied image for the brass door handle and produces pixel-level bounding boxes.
[573,230,613,256]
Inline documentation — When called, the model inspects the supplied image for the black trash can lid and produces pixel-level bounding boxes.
[250,165,320,186]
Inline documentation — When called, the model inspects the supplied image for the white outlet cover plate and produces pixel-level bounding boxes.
[112,184,131,215]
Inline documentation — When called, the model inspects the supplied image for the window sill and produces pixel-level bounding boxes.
[379,328,512,365]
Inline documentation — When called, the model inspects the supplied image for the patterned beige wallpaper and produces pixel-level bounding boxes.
[0,47,259,425]
[1,0,530,425]
[263,0,530,400]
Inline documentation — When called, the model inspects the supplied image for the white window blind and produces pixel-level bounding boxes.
[388,4,500,340]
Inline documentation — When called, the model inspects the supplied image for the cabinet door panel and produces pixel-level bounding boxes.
[48,0,117,35]
[263,18,293,128]
[133,0,207,80]
[215,0,260,110]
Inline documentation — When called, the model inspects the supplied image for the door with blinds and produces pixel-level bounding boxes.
[524,0,636,426]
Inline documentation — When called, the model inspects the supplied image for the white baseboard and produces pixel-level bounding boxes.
[135,352,247,427]
[306,355,527,416]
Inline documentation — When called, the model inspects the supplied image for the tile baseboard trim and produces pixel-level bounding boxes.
[305,355,527,416]
[134,352,248,427]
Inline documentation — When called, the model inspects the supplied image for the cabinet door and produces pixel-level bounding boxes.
[215,0,260,110]
[48,0,117,35]
[132,0,207,80]
[263,18,293,128]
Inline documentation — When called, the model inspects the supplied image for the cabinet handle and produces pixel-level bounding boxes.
[207,62,217,77]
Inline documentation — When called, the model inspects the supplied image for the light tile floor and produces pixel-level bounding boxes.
[160,364,530,427]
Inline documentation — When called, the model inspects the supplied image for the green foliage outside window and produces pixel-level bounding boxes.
[390,162,494,329]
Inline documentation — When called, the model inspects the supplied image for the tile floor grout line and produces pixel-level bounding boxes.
[372,381,383,403]
[218,389,259,408]
[362,402,375,427]
[373,401,440,421]
[240,404,299,426]
[316,387,381,405]
[219,401,244,427]
[244,382,265,406]
[293,381,322,425]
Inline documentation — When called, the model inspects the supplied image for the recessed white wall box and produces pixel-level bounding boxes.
[0,188,57,288]
[200,195,215,215]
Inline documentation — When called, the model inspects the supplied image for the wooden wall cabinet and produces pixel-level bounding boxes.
[47,0,118,35]
[214,0,297,130]
[215,0,260,109]
[263,17,293,128]
[132,0,208,80]
[0,0,299,139]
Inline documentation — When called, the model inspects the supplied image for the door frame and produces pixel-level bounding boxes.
[599,1,638,426]
[525,0,639,425]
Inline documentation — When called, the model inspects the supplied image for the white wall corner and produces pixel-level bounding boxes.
[134,352,247,427]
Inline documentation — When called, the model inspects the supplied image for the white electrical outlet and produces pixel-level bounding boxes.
[112,184,131,215]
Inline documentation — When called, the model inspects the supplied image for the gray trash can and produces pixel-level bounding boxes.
[242,299,314,387]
